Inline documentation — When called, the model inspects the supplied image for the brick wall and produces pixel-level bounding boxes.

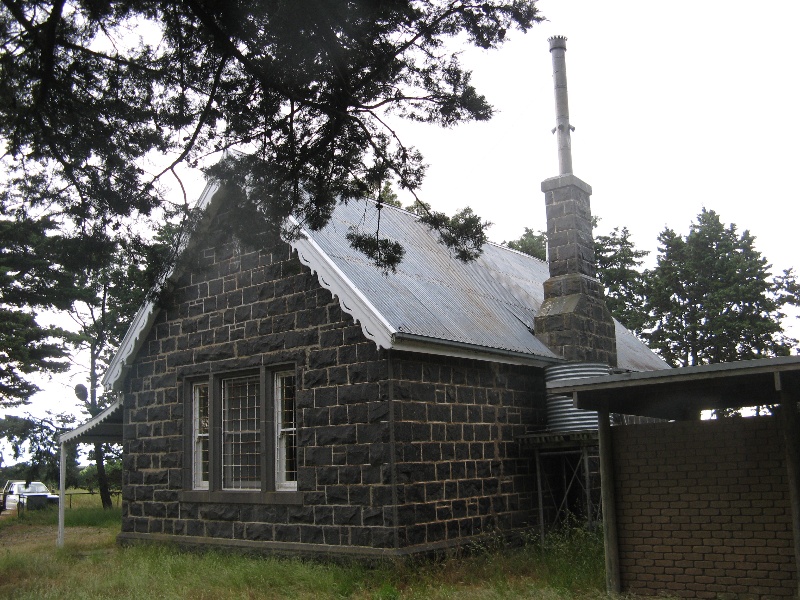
[613,417,794,598]
[118,232,545,556]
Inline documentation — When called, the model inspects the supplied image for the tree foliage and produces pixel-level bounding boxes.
[516,210,798,369]
[70,232,174,385]
[643,209,797,367]
[504,227,546,261]
[0,1,542,393]
[0,204,83,406]
[1,0,541,261]
[376,182,402,208]
[595,226,649,333]
[67,226,174,507]
[419,206,491,262]
[0,412,80,486]
[78,458,122,493]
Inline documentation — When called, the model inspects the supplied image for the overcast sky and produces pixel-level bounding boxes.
[392,0,799,276]
[5,1,800,447]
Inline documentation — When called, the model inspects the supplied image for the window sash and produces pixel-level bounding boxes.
[222,374,262,490]
[275,372,297,491]
[193,383,210,490]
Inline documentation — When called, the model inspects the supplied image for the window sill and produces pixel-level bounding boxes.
[179,490,303,505]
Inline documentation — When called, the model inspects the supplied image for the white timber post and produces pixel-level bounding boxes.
[57,440,66,548]
[598,405,621,593]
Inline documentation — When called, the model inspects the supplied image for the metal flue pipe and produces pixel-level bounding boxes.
[548,36,573,175]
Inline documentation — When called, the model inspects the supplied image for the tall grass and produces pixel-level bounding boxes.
[0,508,607,600]
[525,525,606,592]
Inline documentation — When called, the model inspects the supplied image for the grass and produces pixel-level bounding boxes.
[0,489,120,531]
[0,506,608,600]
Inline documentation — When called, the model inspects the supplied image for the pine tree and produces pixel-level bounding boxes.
[643,209,796,367]
[504,228,547,261]
[0,204,86,406]
[1,2,543,390]
[1,1,542,269]
[595,227,649,333]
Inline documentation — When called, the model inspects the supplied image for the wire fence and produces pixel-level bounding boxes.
[61,490,122,509]
[5,490,122,515]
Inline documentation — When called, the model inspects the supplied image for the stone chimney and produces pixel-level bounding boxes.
[534,36,617,367]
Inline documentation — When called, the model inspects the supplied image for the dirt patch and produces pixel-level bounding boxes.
[0,523,57,549]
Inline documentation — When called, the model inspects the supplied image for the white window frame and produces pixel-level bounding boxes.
[275,371,297,491]
[192,382,210,490]
[189,367,297,494]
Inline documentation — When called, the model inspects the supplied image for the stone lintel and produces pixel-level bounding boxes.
[541,174,592,196]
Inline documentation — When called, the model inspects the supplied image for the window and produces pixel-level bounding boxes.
[193,383,209,490]
[222,374,261,490]
[275,372,296,490]
[189,367,297,494]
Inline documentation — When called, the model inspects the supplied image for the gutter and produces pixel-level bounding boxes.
[390,331,564,368]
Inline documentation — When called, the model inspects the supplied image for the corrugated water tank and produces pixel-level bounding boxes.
[545,363,610,432]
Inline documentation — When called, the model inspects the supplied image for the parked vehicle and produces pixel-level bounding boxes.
[1,480,59,512]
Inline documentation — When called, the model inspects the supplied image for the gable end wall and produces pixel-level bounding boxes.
[119,235,546,556]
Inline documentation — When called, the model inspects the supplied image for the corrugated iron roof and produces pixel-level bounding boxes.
[104,186,667,392]
[308,199,552,356]
[301,198,668,372]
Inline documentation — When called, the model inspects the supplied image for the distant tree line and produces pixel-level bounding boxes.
[505,208,800,368]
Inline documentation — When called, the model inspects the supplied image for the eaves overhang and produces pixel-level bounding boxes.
[58,398,124,445]
[548,355,800,420]
[289,220,397,349]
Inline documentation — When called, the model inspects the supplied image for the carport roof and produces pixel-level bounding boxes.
[549,355,800,420]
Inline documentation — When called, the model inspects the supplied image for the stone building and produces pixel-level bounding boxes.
[87,175,664,557]
[61,35,667,558]
[54,35,800,600]
[54,38,666,557]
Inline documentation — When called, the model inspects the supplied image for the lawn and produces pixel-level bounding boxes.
[0,503,608,599]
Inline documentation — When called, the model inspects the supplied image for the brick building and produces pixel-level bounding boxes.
[552,358,800,598]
